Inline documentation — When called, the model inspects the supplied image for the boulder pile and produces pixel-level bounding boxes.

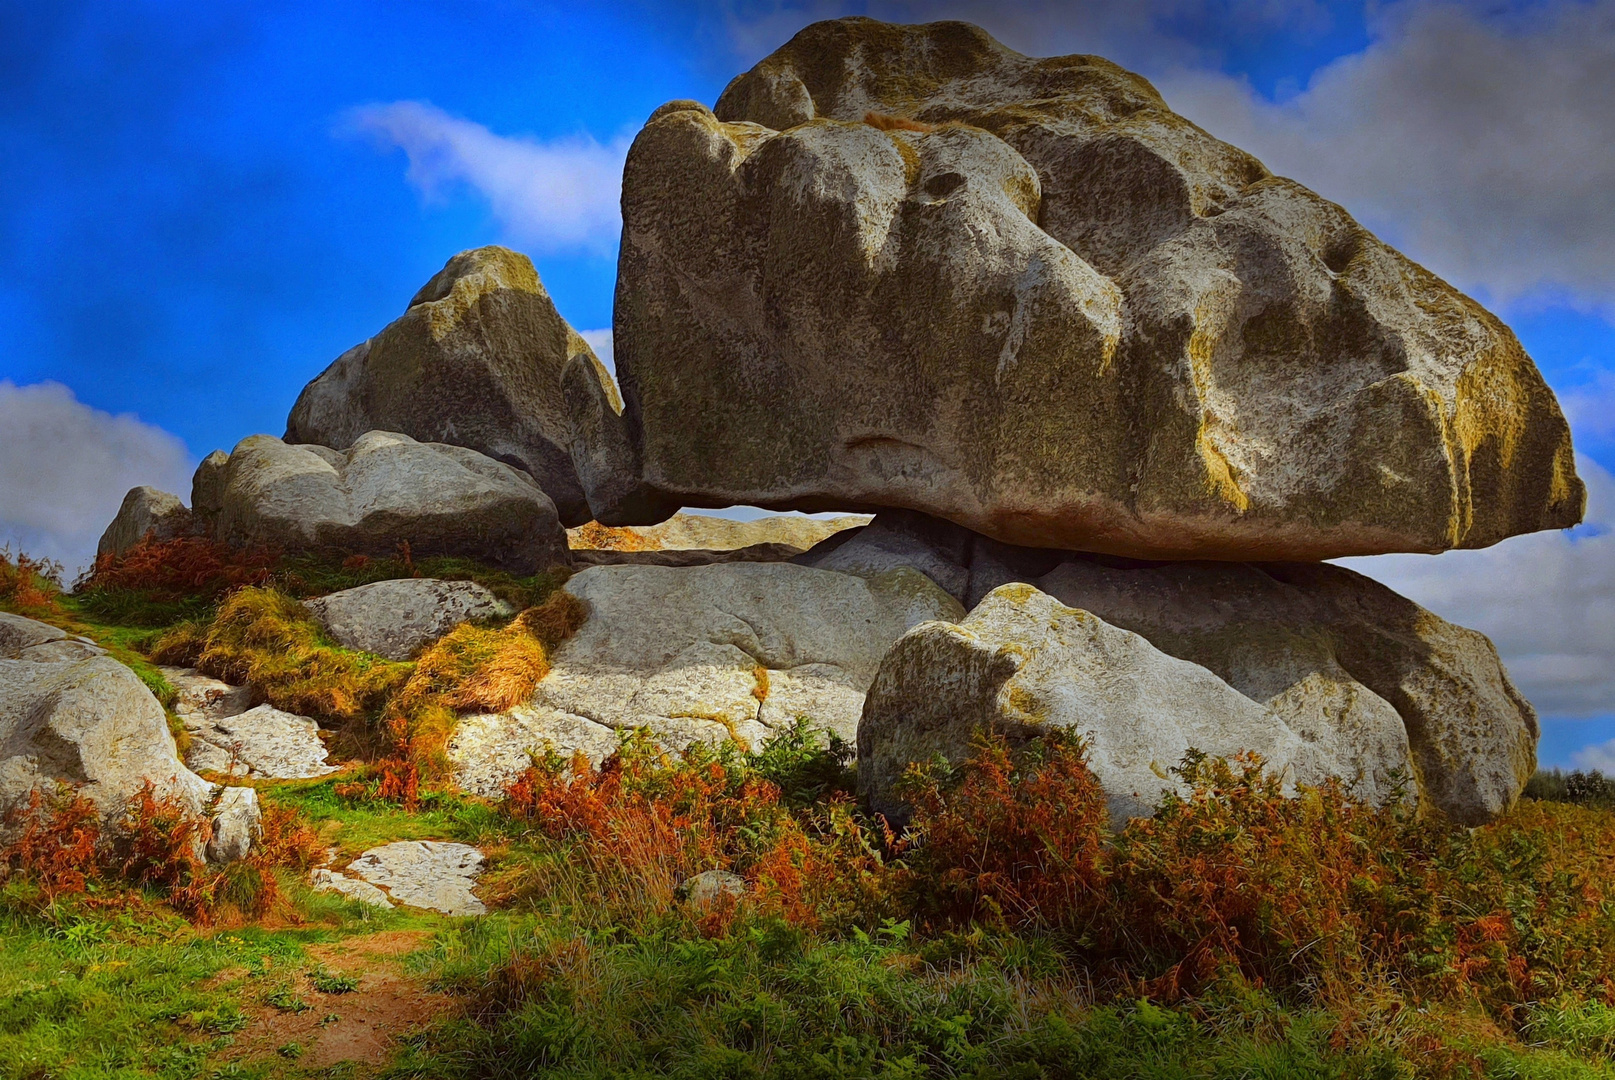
[67,16,1582,830]
[286,246,607,526]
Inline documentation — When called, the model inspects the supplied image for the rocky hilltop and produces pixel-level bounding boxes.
[9,18,1585,875]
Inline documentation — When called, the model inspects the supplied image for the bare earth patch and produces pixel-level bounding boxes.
[223,930,450,1072]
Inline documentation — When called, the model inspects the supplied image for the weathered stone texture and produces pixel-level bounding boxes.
[192,431,570,574]
[287,246,605,524]
[581,17,1582,560]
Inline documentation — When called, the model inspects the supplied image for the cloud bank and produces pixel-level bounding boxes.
[344,101,628,255]
[1339,455,1615,719]
[1152,2,1615,311]
[0,381,195,575]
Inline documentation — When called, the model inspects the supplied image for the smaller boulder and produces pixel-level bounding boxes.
[305,578,515,661]
[206,786,261,863]
[1,655,212,819]
[97,487,194,557]
[859,584,1337,825]
[685,868,746,912]
[0,613,107,663]
[192,431,571,574]
[794,510,976,602]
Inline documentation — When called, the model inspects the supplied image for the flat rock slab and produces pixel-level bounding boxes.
[310,868,394,909]
[185,703,337,780]
[568,513,869,552]
[305,578,515,661]
[344,841,486,915]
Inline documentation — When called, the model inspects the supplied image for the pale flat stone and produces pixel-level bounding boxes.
[184,703,336,780]
[310,868,393,909]
[161,666,254,727]
[346,841,486,915]
[305,578,515,661]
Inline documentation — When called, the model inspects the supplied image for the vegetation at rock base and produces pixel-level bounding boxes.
[10,543,1615,1076]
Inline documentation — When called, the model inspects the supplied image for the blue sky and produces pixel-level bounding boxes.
[1,0,1611,765]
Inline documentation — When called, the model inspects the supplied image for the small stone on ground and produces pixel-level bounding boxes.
[344,841,487,916]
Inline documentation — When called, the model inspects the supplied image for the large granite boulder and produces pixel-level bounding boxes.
[1,655,213,818]
[860,584,1357,824]
[448,561,961,797]
[976,558,1536,825]
[97,486,193,556]
[808,511,1535,824]
[579,16,1583,560]
[191,431,570,574]
[286,247,606,525]
[305,578,516,661]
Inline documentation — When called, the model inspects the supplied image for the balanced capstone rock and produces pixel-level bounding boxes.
[575,16,1583,561]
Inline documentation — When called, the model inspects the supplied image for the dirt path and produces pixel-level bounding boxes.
[222,929,452,1072]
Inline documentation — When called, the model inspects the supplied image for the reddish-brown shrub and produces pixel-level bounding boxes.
[0,548,67,618]
[0,787,103,899]
[897,728,1107,929]
[502,736,888,930]
[80,535,276,600]
[3,781,325,926]
[114,783,217,919]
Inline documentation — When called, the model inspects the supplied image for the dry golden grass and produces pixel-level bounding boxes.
[157,586,412,727]
[384,589,590,777]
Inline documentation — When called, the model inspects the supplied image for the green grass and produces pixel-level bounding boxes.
[261,777,510,861]
[0,905,309,1079]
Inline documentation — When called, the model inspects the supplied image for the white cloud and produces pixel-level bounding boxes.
[345,101,628,254]
[1153,2,1615,310]
[1561,371,1615,446]
[1573,739,1615,773]
[0,381,194,575]
[1338,455,1615,718]
[579,328,614,376]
